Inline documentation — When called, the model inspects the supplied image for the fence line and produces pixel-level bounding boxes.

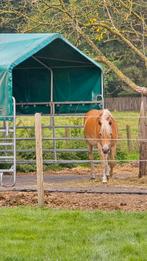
[0,113,147,166]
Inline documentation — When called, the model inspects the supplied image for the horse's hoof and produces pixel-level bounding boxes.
[90,174,96,180]
[102,178,107,183]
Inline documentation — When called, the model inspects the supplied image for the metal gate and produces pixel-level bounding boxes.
[0,97,16,186]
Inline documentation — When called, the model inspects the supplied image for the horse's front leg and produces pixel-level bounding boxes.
[98,145,110,183]
[109,144,117,176]
[105,155,111,179]
[88,144,95,179]
[103,154,110,183]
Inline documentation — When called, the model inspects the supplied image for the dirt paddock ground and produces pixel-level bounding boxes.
[0,164,147,211]
[0,192,147,211]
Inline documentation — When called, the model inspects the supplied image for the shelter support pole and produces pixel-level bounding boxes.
[50,102,57,161]
[32,55,57,161]
[139,96,147,177]
[35,113,44,207]
[50,67,57,161]
[101,71,104,109]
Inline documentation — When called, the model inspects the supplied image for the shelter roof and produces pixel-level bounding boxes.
[0,33,103,70]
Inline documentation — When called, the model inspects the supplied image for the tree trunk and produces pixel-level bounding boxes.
[76,25,145,92]
[139,96,147,177]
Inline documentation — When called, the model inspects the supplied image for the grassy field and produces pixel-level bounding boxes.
[0,207,147,261]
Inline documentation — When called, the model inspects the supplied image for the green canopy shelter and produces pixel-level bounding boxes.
[0,33,103,118]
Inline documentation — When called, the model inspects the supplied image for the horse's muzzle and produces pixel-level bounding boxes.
[102,145,110,154]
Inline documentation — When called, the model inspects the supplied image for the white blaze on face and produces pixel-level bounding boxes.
[100,109,112,154]
[101,110,112,130]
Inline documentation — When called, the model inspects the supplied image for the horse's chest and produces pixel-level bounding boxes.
[86,138,98,146]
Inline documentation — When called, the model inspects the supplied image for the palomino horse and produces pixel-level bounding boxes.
[84,109,118,183]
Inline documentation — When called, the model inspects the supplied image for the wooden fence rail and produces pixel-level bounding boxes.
[105,97,141,111]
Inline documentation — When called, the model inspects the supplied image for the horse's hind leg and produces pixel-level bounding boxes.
[88,144,95,179]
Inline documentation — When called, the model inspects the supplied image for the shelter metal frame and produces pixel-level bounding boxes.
[30,55,104,161]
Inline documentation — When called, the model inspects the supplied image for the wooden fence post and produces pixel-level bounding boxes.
[35,113,44,206]
[64,128,70,144]
[126,125,132,152]
[139,96,147,177]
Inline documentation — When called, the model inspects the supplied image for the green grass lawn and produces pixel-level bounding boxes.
[0,207,147,261]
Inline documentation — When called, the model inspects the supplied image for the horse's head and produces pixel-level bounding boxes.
[98,110,113,154]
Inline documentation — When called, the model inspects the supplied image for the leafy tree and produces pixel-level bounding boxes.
[1,0,146,95]
[0,0,35,33]
[19,0,147,95]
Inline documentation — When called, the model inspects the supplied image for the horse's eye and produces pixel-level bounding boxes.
[98,121,101,126]
[109,121,112,126]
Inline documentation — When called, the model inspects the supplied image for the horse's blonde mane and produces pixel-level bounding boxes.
[101,109,112,120]
[100,109,112,134]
